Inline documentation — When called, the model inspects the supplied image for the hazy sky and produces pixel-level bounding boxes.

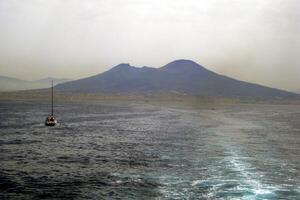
[0,0,299,91]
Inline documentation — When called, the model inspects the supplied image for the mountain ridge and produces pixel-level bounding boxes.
[55,59,299,99]
[0,76,72,91]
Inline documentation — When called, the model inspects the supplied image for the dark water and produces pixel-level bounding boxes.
[0,100,299,199]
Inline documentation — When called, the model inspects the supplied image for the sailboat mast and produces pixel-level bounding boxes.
[51,80,53,116]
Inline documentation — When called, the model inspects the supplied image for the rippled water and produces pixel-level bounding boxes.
[0,100,299,199]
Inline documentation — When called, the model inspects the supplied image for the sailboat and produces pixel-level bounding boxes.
[45,80,57,126]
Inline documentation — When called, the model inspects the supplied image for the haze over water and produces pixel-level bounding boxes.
[0,101,299,199]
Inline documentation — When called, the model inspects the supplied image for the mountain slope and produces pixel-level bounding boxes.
[55,60,300,99]
[0,76,71,91]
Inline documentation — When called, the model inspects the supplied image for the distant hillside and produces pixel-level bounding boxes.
[55,59,300,99]
[0,76,71,91]
[295,89,300,94]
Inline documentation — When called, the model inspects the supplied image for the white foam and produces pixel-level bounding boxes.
[226,151,278,199]
[191,180,203,186]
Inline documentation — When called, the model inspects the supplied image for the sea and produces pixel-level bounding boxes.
[0,100,299,199]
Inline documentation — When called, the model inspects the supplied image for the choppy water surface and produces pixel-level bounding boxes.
[0,100,299,199]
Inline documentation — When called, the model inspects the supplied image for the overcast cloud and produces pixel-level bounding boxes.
[0,0,299,91]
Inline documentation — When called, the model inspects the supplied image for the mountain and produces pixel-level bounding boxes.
[55,59,299,99]
[295,89,300,94]
[34,77,72,87]
[0,76,72,91]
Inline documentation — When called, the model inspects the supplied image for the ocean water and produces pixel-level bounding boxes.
[0,100,299,199]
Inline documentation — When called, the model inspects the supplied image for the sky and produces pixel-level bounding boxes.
[0,0,299,91]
